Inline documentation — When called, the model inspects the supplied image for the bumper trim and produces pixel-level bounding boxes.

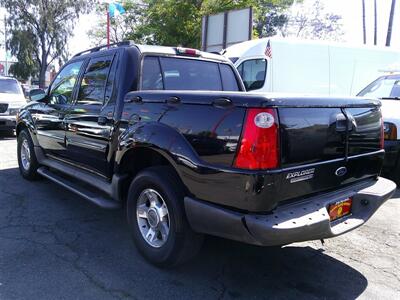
[0,115,16,131]
[184,177,396,246]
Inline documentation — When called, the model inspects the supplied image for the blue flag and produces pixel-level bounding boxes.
[109,2,125,18]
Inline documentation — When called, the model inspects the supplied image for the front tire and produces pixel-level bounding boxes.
[127,166,203,267]
[17,129,40,180]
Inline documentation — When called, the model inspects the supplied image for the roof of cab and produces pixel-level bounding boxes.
[135,44,229,63]
[72,41,229,63]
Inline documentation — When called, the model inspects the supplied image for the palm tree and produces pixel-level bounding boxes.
[386,0,397,46]
[362,0,366,44]
[374,0,378,45]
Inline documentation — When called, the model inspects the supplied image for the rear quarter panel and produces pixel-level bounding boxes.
[119,92,246,167]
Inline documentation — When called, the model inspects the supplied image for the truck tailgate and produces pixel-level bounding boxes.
[279,107,382,166]
[277,106,383,204]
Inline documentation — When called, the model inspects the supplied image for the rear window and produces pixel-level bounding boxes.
[141,56,240,91]
[0,79,23,95]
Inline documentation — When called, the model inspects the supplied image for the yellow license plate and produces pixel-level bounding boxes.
[329,198,352,221]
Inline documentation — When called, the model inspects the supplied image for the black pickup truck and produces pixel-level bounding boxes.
[16,42,396,267]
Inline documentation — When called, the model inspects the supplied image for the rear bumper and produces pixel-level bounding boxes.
[0,115,16,131]
[184,177,396,246]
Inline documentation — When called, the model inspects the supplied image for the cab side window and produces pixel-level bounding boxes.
[141,56,163,90]
[237,59,267,91]
[77,56,113,105]
[49,61,84,105]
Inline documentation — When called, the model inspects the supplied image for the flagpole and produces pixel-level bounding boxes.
[107,9,110,48]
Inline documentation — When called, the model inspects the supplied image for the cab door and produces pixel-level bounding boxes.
[33,60,85,157]
[64,54,118,177]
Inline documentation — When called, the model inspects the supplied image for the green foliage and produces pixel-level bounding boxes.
[8,30,38,79]
[1,0,94,86]
[130,0,203,48]
[90,0,296,49]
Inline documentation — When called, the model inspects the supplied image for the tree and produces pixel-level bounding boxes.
[386,0,397,46]
[89,0,296,49]
[8,30,38,79]
[283,0,343,41]
[132,0,203,48]
[1,0,94,87]
[362,0,366,44]
[88,1,145,45]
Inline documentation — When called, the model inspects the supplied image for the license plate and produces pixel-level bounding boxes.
[328,198,352,221]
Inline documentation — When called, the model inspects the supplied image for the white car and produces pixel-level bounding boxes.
[358,74,400,183]
[0,77,26,136]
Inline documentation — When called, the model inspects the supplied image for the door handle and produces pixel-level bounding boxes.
[124,95,142,103]
[98,116,112,125]
[335,113,354,132]
[212,97,232,108]
[166,96,180,104]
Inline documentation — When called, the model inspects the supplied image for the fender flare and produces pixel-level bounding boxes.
[116,122,203,175]
[16,110,39,146]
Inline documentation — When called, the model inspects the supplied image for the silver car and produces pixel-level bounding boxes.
[0,77,26,135]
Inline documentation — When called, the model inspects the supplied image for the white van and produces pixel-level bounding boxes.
[223,38,400,96]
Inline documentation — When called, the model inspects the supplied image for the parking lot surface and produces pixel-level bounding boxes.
[0,135,399,300]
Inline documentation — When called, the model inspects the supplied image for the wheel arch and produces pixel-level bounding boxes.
[115,146,188,203]
[114,122,202,203]
[16,109,39,146]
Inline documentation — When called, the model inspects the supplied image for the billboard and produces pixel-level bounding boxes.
[201,7,253,52]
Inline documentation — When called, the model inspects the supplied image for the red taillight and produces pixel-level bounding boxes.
[176,47,201,57]
[234,108,279,170]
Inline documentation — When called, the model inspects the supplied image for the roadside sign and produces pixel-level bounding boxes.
[201,7,253,52]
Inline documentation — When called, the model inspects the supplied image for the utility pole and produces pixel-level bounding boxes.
[374,0,377,45]
[4,15,7,76]
[386,0,397,47]
[362,0,367,44]
[107,9,110,47]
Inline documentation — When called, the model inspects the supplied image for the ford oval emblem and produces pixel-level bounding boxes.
[335,167,347,177]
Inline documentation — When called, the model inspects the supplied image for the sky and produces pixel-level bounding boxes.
[323,0,400,47]
[1,0,400,62]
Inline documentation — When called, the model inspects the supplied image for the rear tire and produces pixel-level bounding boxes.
[127,166,203,267]
[17,129,40,180]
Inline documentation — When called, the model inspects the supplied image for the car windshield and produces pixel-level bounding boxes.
[358,76,400,99]
[0,79,23,95]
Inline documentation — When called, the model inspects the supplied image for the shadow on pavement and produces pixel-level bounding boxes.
[177,237,368,299]
[0,166,368,300]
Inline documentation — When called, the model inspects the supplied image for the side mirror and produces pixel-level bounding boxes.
[29,89,47,102]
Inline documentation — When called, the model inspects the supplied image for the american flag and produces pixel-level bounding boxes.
[265,40,272,59]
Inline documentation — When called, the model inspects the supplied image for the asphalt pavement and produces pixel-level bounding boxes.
[0,134,399,300]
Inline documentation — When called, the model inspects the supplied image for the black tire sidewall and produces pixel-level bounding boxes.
[17,130,38,179]
[127,167,187,267]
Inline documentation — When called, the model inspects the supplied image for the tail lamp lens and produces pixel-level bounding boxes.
[176,47,201,56]
[383,122,397,141]
[234,108,279,170]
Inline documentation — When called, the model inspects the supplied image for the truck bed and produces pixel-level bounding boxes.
[121,91,383,212]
